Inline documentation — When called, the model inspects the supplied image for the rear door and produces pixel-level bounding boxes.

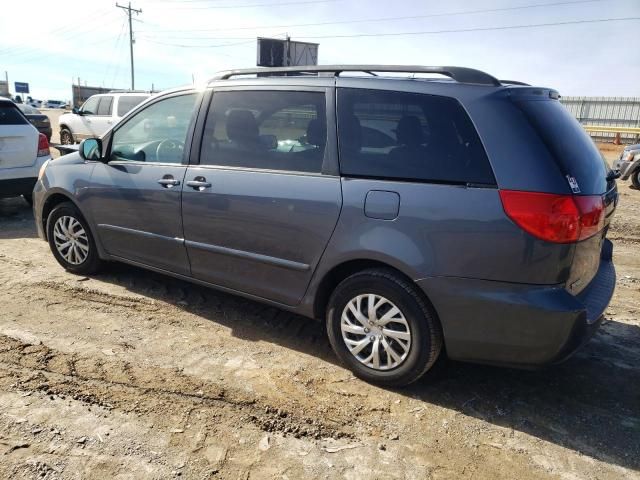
[0,102,37,169]
[91,95,115,137]
[181,86,341,306]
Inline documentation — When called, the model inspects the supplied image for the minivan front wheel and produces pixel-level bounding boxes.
[46,202,102,275]
[326,269,442,387]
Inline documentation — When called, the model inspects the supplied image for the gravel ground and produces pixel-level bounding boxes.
[0,147,638,479]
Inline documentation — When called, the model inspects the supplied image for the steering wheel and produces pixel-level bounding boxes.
[156,139,185,163]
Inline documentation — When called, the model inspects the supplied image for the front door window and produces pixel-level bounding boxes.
[110,93,197,164]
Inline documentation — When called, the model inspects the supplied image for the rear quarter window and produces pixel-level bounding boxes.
[515,99,609,195]
[0,104,29,125]
[117,96,148,117]
[336,88,495,185]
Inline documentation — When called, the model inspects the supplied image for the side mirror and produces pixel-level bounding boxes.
[79,138,103,161]
[72,107,81,115]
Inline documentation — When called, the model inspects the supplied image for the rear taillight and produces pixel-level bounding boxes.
[37,133,49,157]
[499,190,604,243]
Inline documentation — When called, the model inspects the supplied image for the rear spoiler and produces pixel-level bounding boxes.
[51,143,79,155]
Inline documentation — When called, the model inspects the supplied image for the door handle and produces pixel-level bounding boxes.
[157,177,180,188]
[186,176,211,191]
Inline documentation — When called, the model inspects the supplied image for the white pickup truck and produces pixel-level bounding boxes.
[58,92,150,144]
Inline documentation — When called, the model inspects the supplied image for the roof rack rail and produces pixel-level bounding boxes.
[210,65,502,86]
[107,89,151,93]
[499,80,530,86]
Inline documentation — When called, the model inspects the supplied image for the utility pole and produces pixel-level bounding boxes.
[116,2,142,90]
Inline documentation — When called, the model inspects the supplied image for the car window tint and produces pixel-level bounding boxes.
[337,88,495,185]
[110,93,197,164]
[0,104,29,125]
[117,95,148,116]
[201,90,326,173]
[97,96,113,116]
[81,96,100,115]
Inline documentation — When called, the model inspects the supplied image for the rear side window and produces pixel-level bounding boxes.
[200,90,326,174]
[97,96,113,116]
[337,88,494,185]
[516,99,608,195]
[117,95,147,116]
[0,104,29,125]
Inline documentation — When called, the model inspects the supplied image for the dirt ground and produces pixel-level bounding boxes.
[0,146,638,480]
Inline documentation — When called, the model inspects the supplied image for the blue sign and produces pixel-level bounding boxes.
[15,82,29,94]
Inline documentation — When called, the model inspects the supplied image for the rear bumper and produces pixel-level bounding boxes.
[416,240,615,367]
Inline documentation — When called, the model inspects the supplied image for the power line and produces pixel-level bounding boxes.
[133,16,640,45]
[141,38,258,48]
[151,0,338,9]
[102,20,128,86]
[135,0,610,36]
[298,16,640,40]
[116,2,142,90]
[0,14,120,57]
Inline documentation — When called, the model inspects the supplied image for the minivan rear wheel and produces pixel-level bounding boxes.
[326,268,442,387]
[46,202,102,275]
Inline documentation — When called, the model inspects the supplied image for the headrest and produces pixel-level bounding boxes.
[396,115,424,147]
[226,109,259,145]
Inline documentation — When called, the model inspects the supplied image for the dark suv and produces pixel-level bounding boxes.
[33,65,618,386]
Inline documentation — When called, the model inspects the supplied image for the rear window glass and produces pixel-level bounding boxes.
[337,88,495,185]
[117,96,147,116]
[19,104,40,114]
[0,104,29,125]
[516,99,608,195]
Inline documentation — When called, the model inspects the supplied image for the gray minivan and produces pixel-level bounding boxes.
[33,66,618,386]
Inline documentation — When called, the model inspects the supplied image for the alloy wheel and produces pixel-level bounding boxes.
[340,294,411,371]
[52,215,89,265]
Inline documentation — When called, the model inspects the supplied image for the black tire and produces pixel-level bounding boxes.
[60,128,74,145]
[326,268,443,387]
[22,194,33,206]
[631,168,640,189]
[46,202,102,275]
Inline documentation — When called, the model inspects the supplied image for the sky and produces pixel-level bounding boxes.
[1,0,639,102]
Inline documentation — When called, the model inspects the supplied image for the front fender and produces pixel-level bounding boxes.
[35,159,108,258]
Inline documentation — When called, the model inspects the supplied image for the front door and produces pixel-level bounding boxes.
[182,88,341,306]
[76,96,100,140]
[85,92,199,275]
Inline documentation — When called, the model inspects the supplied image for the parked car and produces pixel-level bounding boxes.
[612,143,640,188]
[33,65,618,386]
[44,99,67,109]
[58,92,151,144]
[0,97,51,205]
[26,96,43,108]
[17,103,52,141]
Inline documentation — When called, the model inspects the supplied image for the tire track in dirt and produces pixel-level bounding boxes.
[0,335,354,442]
[20,277,333,356]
